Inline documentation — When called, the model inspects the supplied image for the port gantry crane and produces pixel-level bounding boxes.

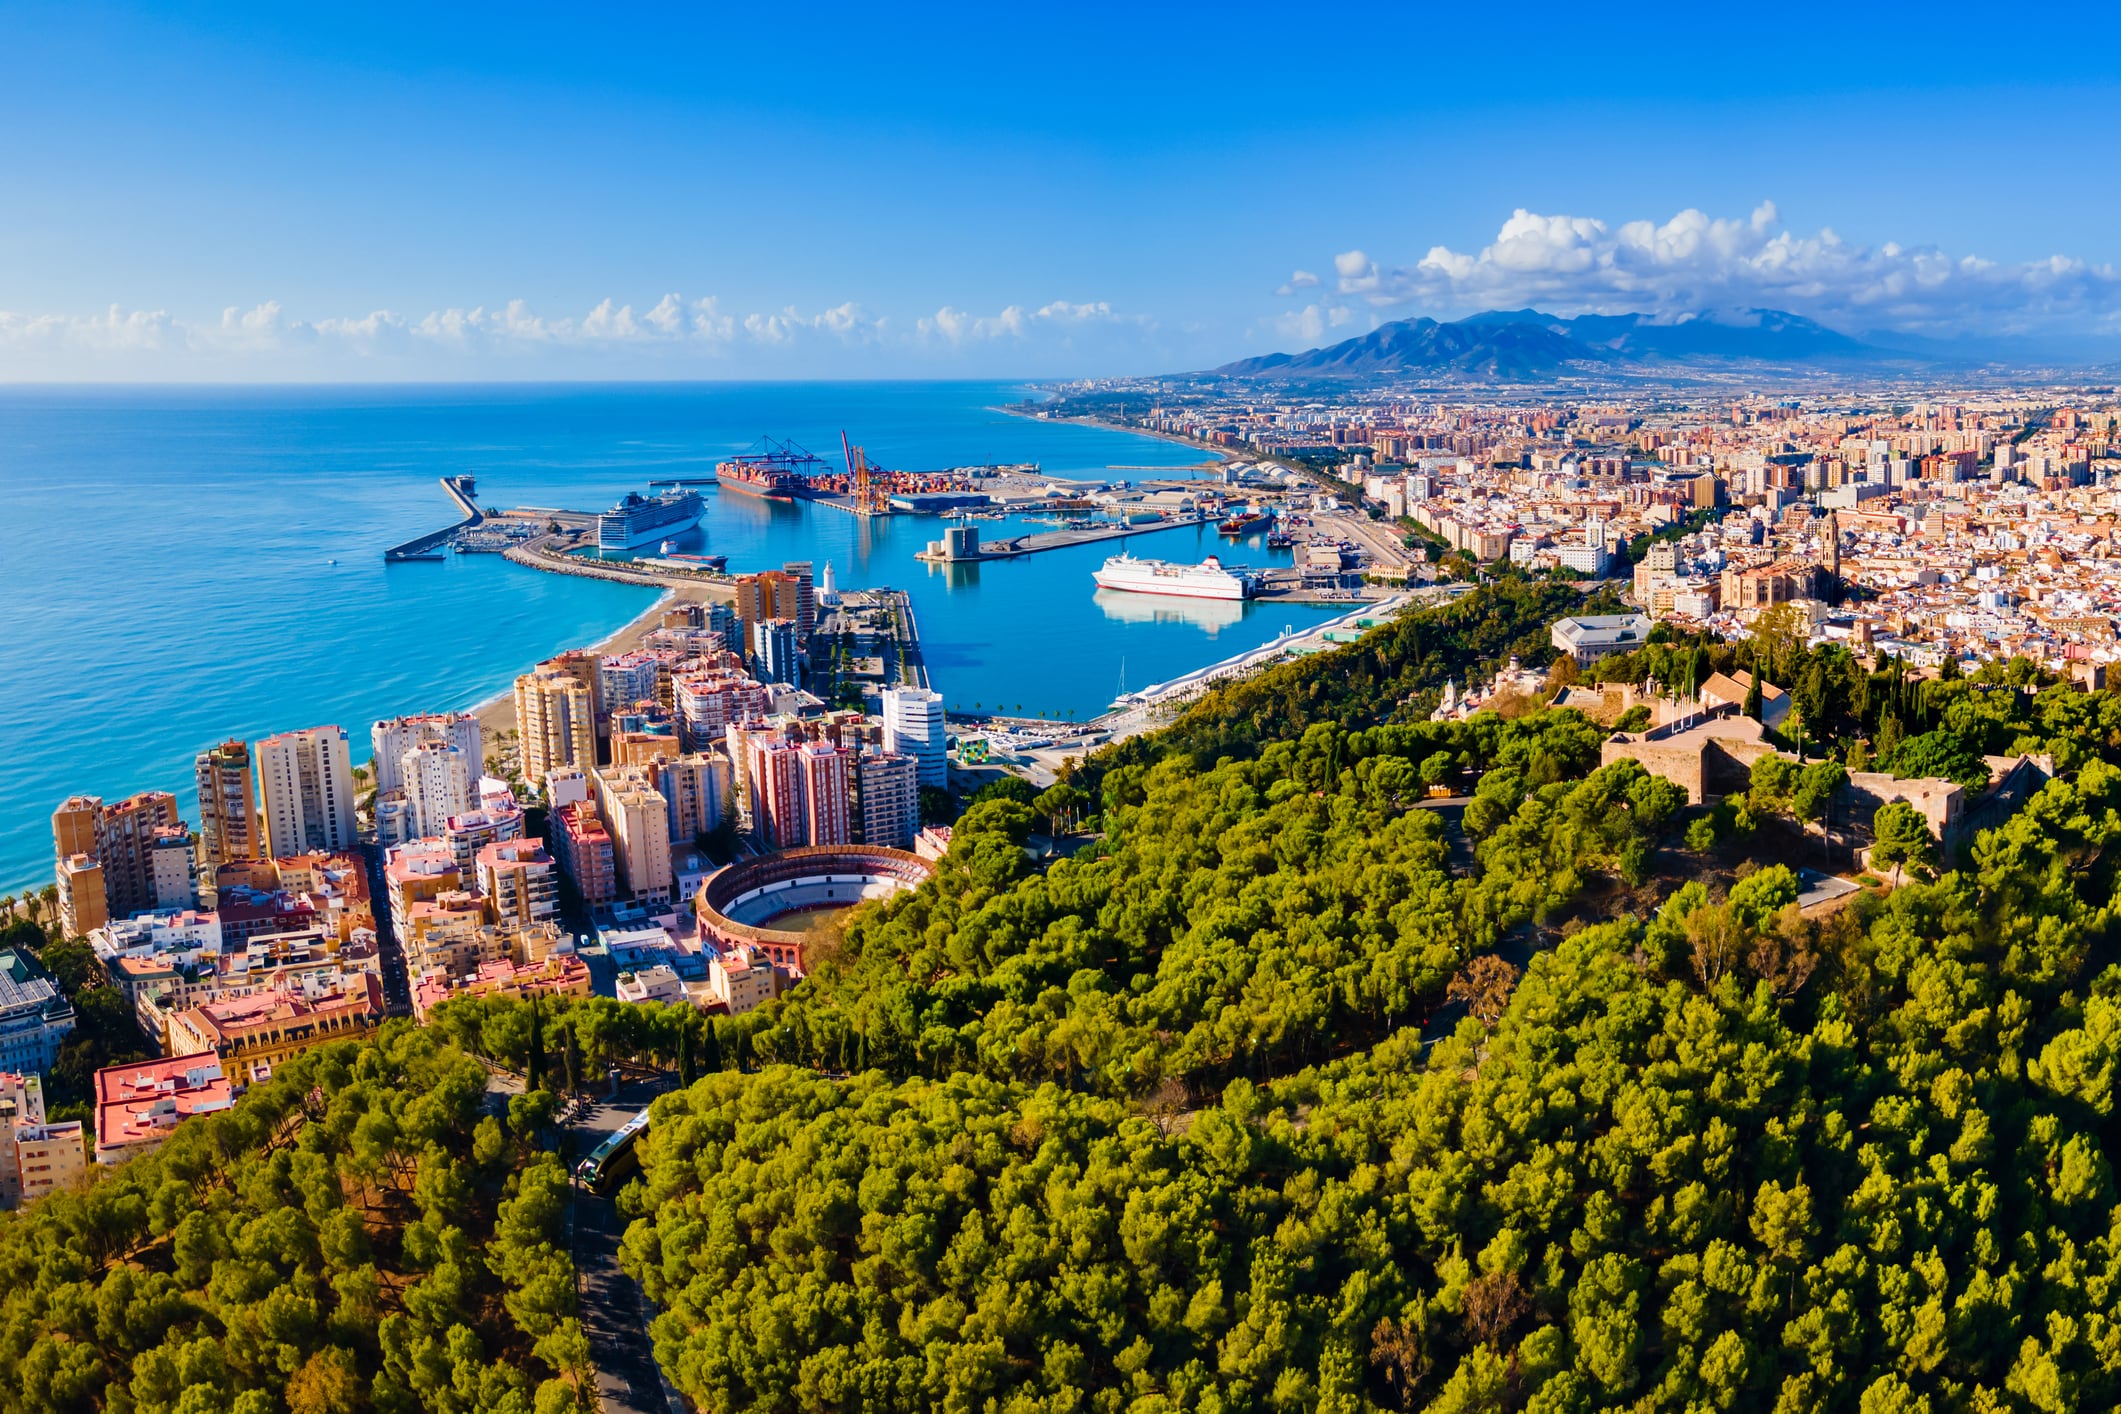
[839,431,893,517]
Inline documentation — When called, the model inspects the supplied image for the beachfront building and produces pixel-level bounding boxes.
[515,664,596,784]
[553,801,618,910]
[91,1052,234,1166]
[149,828,195,912]
[256,726,358,857]
[857,751,920,850]
[193,739,257,870]
[0,950,75,1076]
[883,686,947,787]
[369,712,482,794]
[51,790,185,926]
[55,853,107,938]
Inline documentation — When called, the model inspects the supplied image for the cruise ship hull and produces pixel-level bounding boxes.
[1092,571,1250,601]
[1093,554,1256,601]
[600,512,702,550]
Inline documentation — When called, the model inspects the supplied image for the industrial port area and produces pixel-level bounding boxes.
[383,433,1410,611]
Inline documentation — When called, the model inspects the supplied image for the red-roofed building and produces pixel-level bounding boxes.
[410,953,592,1024]
[92,1052,235,1166]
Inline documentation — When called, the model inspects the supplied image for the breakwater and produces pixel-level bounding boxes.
[382,475,482,561]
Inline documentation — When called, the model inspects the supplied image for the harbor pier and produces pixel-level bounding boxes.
[382,475,484,561]
[915,515,1208,564]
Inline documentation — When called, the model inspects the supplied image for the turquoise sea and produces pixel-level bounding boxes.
[0,382,1340,894]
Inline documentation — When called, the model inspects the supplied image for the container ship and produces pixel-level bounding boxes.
[716,441,827,502]
[1093,552,1258,602]
[597,489,703,550]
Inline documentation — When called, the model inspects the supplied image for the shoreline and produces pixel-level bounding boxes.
[469,585,701,742]
[989,403,1236,469]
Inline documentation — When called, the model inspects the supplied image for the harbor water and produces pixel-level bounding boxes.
[0,382,1346,893]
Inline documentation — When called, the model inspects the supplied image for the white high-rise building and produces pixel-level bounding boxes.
[255,726,357,858]
[882,686,947,788]
[370,713,482,795]
[401,741,474,841]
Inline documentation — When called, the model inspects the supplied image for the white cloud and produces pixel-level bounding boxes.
[1275,270,1321,296]
[918,299,1143,344]
[1270,303,1362,344]
[1337,202,2121,334]
[0,290,1170,377]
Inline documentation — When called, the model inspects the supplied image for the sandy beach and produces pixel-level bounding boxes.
[470,584,731,741]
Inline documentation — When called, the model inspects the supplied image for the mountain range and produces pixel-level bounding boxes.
[1208,308,1904,382]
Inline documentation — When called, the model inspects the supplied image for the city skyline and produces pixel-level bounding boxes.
[6,2,2121,378]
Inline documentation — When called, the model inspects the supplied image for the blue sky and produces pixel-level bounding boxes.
[4,1,2121,378]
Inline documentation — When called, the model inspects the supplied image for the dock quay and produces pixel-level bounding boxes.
[502,537,738,599]
[886,589,930,690]
[383,475,483,561]
[915,515,1206,563]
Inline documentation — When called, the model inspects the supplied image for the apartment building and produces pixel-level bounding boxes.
[514,664,596,784]
[193,739,258,868]
[369,712,482,794]
[593,767,674,903]
[477,838,559,932]
[255,727,357,857]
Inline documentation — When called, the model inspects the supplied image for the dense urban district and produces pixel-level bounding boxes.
[11,385,2121,1412]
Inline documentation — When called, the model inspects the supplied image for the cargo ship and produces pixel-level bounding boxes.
[1218,509,1270,536]
[597,489,703,550]
[1092,552,1258,602]
[716,440,828,502]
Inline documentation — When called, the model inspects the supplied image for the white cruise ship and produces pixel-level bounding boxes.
[598,489,703,550]
[1092,552,1258,601]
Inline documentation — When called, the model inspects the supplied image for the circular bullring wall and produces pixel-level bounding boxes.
[695,844,934,971]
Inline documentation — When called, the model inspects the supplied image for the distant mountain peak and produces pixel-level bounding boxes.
[1208,307,1890,382]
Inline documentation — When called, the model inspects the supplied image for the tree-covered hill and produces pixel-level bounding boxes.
[623,762,2121,1410]
[16,584,2121,1413]
[0,1028,593,1414]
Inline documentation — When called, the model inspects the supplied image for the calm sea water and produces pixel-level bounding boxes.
[0,383,1339,893]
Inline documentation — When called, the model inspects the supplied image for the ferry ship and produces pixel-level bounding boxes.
[597,489,703,550]
[1093,552,1258,601]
